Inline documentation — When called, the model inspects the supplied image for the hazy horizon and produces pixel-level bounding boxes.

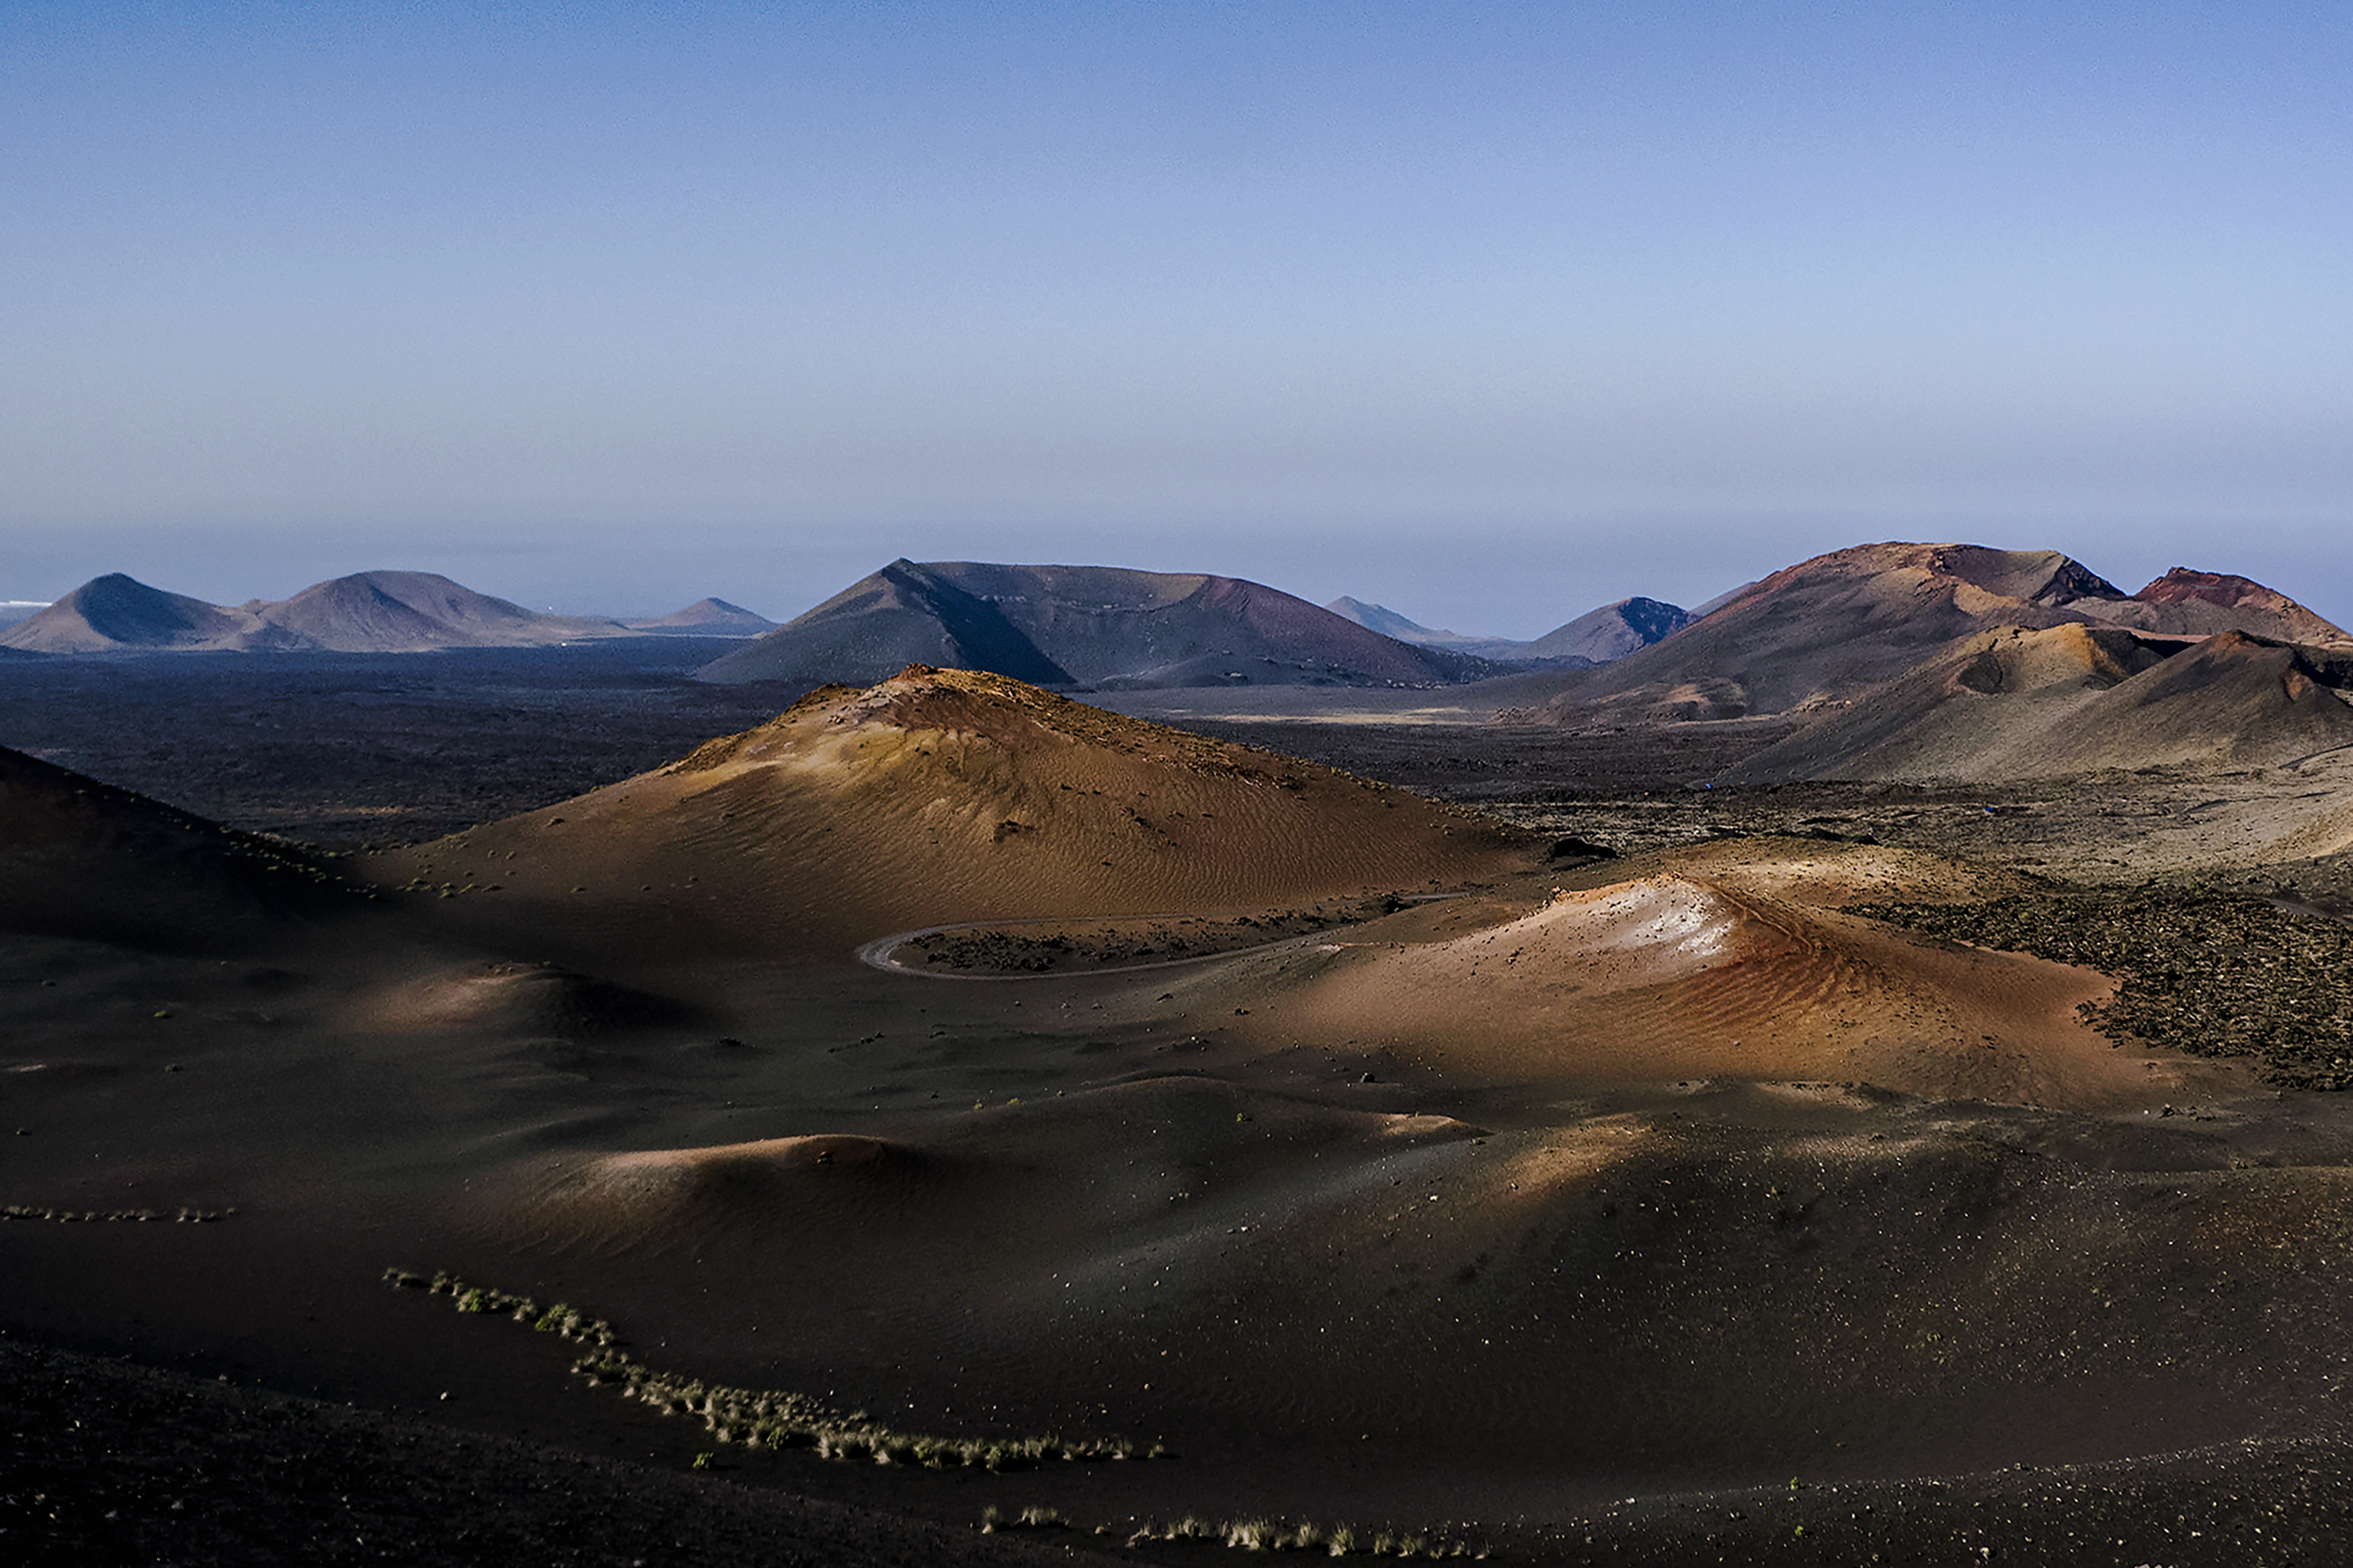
[7,3,2346,636]
[7,527,2351,644]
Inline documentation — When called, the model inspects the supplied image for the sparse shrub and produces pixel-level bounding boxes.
[392,1266,1162,1491]
[1226,1518,1278,1550]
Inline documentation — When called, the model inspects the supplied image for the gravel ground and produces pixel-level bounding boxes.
[12,1332,2353,1566]
[1851,888,2353,1091]
[0,1336,1114,1567]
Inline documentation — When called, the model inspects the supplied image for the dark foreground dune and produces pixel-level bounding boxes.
[12,665,2353,1563]
[14,1331,2353,1566]
[0,1335,1107,1567]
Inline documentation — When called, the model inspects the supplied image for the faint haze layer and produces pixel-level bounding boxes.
[3,1,2346,633]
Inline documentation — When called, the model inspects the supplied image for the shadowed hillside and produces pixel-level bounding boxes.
[0,744,362,950]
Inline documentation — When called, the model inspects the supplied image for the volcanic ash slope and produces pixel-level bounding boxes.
[366,665,1538,959]
[1527,540,2350,726]
[1725,625,2353,784]
[1240,841,2235,1110]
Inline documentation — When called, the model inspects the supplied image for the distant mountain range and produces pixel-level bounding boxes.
[0,573,773,655]
[1322,595,1692,666]
[11,546,2346,760]
[695,559,1500,690]
[1515,543,2352,729]
[3,559,1683,684]
[621,598,779,636]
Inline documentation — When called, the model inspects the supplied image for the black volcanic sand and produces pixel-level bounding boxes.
[1854,886,2353,1090]
[13,899,2353,1563]
[0,641,795,848]
[13,1339,2353,1568]
[12,661,2353,1561]
[7,645,2337,886]
[0,1335,1110,1567]
[1147,714,1812,798]
[885,901,1406,975]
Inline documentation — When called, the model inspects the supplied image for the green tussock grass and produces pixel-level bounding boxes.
[385,1267,1162,1471]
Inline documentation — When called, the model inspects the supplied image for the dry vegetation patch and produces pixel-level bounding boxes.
[0,1204,231,1223]
[897,901,1400,974]
[386,1268,1158,1471]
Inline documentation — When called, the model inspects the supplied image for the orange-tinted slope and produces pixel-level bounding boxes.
[1215,840,2234,1110]
[365,666,1539,960]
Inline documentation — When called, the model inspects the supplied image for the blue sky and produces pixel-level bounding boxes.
[5,2,2346,634]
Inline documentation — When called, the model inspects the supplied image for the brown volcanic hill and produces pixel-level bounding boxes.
[365,665,1538,960]
[624,597,779,636]
[695,559,1492,690]
[1718,622,2180,782]
[1,570,635,655]
[251,571,631,651]
[0,573,274,654]
[1518,542,2135,724]
[2030,630,2353,773]
[2103,567,2352,645]
[1726,627,2353,783]
[0,745,356,950]
[1520,542,2346,727]
[1520,595,1693,663]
